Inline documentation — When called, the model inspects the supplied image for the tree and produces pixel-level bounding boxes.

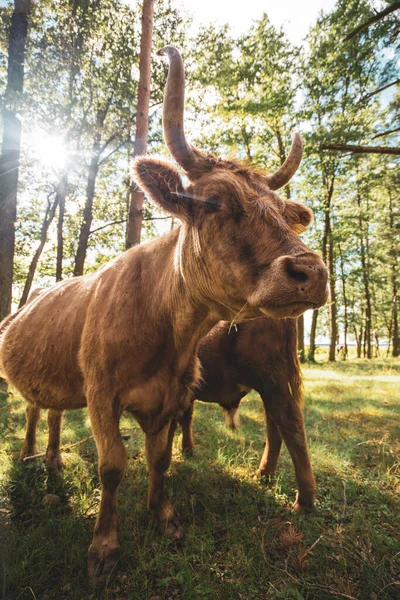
[0,0,30,320]
[18,185,59,306]
[126,0,155,249]
[300,0,396,360]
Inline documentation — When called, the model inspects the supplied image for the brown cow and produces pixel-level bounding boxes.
[179,317,315,511]
[0,47,327,581]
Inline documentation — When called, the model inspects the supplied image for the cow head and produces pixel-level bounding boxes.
[133,47,328,321]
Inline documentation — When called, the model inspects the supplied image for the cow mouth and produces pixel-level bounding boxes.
[260,301,318,318]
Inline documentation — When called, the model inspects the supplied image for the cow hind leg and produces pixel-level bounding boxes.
[20,404,41,461]
[178,403,194,454]
[45,409,64,471]
[87,395,127,583]
[145,419,183,539]
[261,381,315,511]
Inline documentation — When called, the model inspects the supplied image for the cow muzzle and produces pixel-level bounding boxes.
[248,253,329,319]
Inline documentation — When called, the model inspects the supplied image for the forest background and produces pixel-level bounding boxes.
[0,0,399,362]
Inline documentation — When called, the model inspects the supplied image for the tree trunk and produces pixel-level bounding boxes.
[328,230,337,362]
[386,318,392,358]
[308,309,318,362]
[374,332,380,358]
[73,138,101,276]
[393,290,399,357]
[357,185,372,358]
[55,175,68,282]
[19,189,60,307]
[338,241,348,358]
[0,0,30,320]
[363,326,367,358]
[297,315,305,363]
[387,186,399,357]
[320,171,336,362]
[353,325,362,359]
[126,0,154,249]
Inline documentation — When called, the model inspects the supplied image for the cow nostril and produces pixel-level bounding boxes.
[286,265,308,283]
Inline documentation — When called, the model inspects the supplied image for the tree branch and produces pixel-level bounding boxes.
[320,143,400,155]
[360,78,400,102]
[343,1,400,42]
[98,136,133,167]
[372,127,400,139]
[89,219,126,236]
[89,216,172,236]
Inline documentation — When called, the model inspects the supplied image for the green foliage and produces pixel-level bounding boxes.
[1,0,399,348]
[0,0,190,301]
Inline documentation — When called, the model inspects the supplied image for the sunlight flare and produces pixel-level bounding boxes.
[31,130,67,169]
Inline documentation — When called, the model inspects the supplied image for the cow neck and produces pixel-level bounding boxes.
[142,225,221,356]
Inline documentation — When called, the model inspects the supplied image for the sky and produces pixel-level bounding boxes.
[174,0,338,45]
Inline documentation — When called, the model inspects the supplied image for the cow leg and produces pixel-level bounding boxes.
[178,403,194,454]
[20,404,41,461]
[261,381,315,511]
[222,404,240,429]
[45,409,64,471]
[257,415,283,477]
[87,399,127,582]
[145,419,183,539]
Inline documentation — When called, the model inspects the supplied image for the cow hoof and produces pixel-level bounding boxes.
[19,444,36,462]
[165,515,184,540]
[45,450,64,471]
[87,544,120,584]
[155,500,184,540]
[292,493,313,513]
[182,445,194,457]
[255,468,276,481]
[45,457,64,471]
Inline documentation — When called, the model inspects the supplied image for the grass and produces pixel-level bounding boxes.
[1,357,399,600]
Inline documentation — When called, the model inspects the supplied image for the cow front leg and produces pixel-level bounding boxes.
[178,403,194,454]
[257,412,283,477]
[45,409,64,470]
[145,419,183,539]
[87,398,127,583]
[20,404,41,461]
[262,381,315,511]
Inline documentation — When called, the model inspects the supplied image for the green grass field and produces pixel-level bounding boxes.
[1,357,399,600]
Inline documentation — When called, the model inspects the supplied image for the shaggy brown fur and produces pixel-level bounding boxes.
[179,317,315,510]
[0,157,327,581]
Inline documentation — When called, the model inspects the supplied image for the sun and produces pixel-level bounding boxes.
[31,130,68,170]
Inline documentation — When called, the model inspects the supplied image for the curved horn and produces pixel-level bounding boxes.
[266,132,303,190]
[158,46,196,172]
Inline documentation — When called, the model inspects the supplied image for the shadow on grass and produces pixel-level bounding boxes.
[2,373,399,600]
[1,395,307,600]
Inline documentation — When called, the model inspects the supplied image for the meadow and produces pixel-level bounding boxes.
[1,356,399,600]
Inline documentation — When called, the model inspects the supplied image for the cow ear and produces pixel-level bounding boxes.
[132,157,189,219]
[284,200,313,234]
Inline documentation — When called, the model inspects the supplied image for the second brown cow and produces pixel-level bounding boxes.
[179,317,315,511]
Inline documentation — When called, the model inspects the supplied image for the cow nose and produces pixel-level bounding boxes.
[284,259,309,285]
[283,255,327,295]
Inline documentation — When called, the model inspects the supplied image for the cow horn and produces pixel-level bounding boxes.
[266,132,303,190]
[158,46,196,172]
